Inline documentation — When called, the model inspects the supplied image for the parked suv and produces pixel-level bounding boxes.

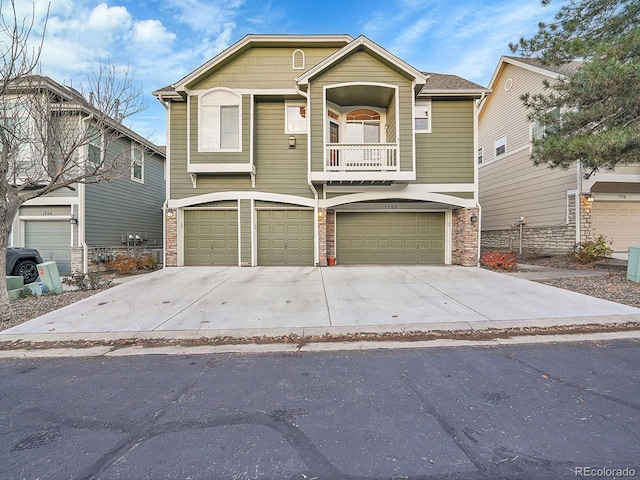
[6,247,43,284]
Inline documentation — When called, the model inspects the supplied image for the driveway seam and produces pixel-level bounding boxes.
[400,267,491,320]
[151,268,245,332]
[319,268,333,327]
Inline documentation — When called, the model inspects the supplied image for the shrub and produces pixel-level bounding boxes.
[136,254,157,271]
[17,286,37,299]
[568,234,613,264]
[107,255,138,274]
[480,250,518,271]
[64,271,112,291]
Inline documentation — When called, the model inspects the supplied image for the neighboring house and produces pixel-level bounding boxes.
[7,76,166,275]
[154,34,488,267]
[478,56,640,253]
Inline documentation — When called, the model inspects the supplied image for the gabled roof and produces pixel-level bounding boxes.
[170,34,353,93]
[295,35,427,86]
[419,72,489,97]
[11,75,166,157]
[486,56,583,92]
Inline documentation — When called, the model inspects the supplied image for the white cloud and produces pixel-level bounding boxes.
[133,19,176,45]
[390,17,435,57]
[88,3,131,31]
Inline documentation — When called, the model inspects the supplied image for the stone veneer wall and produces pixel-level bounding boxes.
[318,208,327,267]
[165,213,178,267]
[451,208,479,266]
[480,194,596,253]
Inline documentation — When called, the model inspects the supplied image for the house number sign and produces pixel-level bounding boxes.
[384,204,398,209]
[42,211,53,216]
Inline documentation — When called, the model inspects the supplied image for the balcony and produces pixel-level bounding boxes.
[310,143,414,184]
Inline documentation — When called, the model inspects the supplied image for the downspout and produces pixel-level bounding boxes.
[576,161,582,245]
[298,84,320,266]
[80,112,94,274]
[157,95,171,269]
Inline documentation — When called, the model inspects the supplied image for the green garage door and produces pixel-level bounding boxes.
[24,220,72,274]
[184,210,238,266]
[337,211,445,265]
[257,210,314,266]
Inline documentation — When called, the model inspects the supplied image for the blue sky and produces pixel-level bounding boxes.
[20,0,561,146]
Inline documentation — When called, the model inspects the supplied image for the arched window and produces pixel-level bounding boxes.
[199,88,241,151]
[292,49,305,70]
[346,109,381,144]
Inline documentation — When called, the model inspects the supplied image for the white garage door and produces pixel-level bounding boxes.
[591,201,640,251]
[24,220,72,274]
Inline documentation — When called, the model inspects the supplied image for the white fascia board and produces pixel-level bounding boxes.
[175,34,353,92]
[297,35,427,86]
[324,183,475,193]
[419,90,489,98]
[310,172,416,183]
[319,188,476,209]
[187,163,256,174]
[21,197,80,205]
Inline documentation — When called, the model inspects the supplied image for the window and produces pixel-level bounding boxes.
[292,49,305,70]
[346,109,381,143]
[87,126,101,165]
[199,89,241,151]
[415,100,431,133]
[131,144,143,182]
[477,147,483,165]
[285,103,307,133]
[530,107,560,143]
[494,135,506,157]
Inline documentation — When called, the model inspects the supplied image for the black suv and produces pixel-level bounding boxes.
[6,247,43,284]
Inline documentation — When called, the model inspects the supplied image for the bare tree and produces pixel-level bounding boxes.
[1,0,147,305]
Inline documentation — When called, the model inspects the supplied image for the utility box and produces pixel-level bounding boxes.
[627,247,640,283]
[36,261,64,294]
[6,275,24,291]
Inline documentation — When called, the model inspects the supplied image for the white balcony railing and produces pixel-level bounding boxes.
[325,143,398,172]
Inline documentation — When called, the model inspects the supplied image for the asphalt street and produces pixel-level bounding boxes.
[1,340,639,479]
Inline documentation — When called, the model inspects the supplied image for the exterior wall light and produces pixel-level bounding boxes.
[318,209,326,221]
[586,194,594,202]
[288,136,296,149]
[166,209,175,218]
[470,214,478,223]
[69,216,78,225]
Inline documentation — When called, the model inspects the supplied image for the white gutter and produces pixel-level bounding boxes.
[80,112,94,274]
[576,161,582,244]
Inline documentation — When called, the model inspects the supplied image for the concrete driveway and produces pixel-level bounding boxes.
[2,266,640,341]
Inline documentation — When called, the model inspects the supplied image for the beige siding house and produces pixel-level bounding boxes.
[479,56,640,253]
[155,35,488,267]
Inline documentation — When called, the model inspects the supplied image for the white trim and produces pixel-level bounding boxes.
[445,210,452,264]
[197,87,242,153]
[188,163,255,174]
[168,191,316,209]
[19,215,70,221]
[297,35,426,86]
[237,199,242,267]
[251,198,256,266]
[174,34,353,91]
[473,98,479,202]
[319,189,476,209]
[187,94,191,171]
[197,88,300,96]
[479,144,529,168]
[21,197,79,206]
[250,94,255,187]
[414,99,432,134]
[285,101,307,134]
[165,101,171,203]
[176,208,184,266]
[131,143,144,183]
[324,183,475,193]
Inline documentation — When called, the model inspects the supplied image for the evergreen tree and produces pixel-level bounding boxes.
[510,0,640,170]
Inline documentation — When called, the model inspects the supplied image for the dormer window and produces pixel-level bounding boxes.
[292,49,305,70]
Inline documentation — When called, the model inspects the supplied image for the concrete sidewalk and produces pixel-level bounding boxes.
[1,266,639,343]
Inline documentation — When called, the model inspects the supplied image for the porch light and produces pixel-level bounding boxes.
[69,216,78,225]
[288,136,296,149]
[318,209,326,221]
[166,209,175,218]
[586,194,594,202]
[470,214,478,223]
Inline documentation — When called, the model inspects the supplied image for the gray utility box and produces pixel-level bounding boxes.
[37,261,64,294]
[627,247,640,283]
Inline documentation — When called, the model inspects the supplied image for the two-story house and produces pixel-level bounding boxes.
[7,76,166,275]
[479,56,640,254]
[154,35,488,267]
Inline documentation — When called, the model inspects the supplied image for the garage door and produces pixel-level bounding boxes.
[24,221,72,274]
[592,202,640,251]
[257,210,314,266]
[337,211,445,265]
[184,210,238,266]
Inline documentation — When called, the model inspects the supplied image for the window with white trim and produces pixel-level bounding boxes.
[477,147,483,165]
[87,126,102,165]
[199,89,241,151]
[415,100,431,133]
[131,144,144,183]
[530,107,560,143]
[292,49,305,70]
[285,103,307,133]
[494,135,506,157]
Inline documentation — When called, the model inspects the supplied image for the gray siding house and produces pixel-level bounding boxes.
[154,35,488,267]
[479,56,640,253]
[8,76,166,274]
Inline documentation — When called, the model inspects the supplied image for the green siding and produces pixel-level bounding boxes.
[416,100,475,183]
[189,47,342,90]
[85,138,165,248]
[309,51,414,172]
[254,101,312,198]
[240,199,252,265]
